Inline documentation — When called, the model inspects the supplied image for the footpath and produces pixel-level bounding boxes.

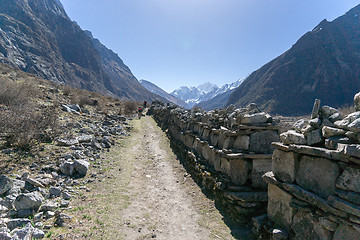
[64,115,253,240]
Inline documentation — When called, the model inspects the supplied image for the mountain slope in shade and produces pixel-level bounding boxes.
[227,4,360,116]
[0,0,160,102]
[140,80,189,108]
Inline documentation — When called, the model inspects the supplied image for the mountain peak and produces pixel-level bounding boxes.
[197,82,218,93]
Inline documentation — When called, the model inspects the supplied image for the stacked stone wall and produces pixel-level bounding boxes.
[262,98,360,239]
[149,102,284,223]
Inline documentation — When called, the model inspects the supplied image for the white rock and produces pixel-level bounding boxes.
[280,130,307,145]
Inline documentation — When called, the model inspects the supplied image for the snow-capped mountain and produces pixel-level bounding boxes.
[170,80,243,108]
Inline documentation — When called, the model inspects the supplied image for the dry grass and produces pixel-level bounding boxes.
[338,105,356,118]
[0,78,58,149]
[118,101,138,116]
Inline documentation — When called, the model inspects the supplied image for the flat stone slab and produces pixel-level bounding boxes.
[268,184,295,229]
[282,183,347,218]
[272,149,299,183]
[224,191,268,202]
[296,155,340,198]
[336,167,360,193]
[328,195,360,218]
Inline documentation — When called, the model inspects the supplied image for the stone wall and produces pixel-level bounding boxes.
[262,98,360,239]
[149,102,285,223]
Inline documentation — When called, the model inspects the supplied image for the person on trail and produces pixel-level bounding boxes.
[143,101,147,109]
[138,106,143,119]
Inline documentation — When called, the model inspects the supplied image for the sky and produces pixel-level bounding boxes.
[60,0,360,93]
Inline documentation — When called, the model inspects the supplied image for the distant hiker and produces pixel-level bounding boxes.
[143,101,147,109]
[138,106,143,119]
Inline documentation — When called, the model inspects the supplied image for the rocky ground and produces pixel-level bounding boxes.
[0,74,254,240]
[47,115,254,239]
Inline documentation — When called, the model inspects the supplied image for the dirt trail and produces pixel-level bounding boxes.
[62,115,253,240]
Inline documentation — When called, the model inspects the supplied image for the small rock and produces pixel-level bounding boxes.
[306,129,323,146]
[0,175,13,195]
[293,119,308,131]
[74,160,90,176]
[49,187,62,197]
[46,211,56,218]
[59,161,74,176]
[76,135,93,143]
[272,228,288,240]
[32,228,45,239]
[60,200,70,208]
[7,219,31,231]
[355,92,360,111]
[311,99,321,119]
[322,126,346,138]
[34,212,43,222]
[25,177,45,188]
[0,231,11,240]
[309,118,321,128]
[40,200,59,212]
[34,222,43,228]
[280,130,307,145]
[320,106,339,119]
[57,138,79,147]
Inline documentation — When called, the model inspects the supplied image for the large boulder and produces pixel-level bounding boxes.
[14,192,44,211]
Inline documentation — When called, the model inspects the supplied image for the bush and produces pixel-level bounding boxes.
[0,78,58,149]
[123,101,138,115]
[0,79,35,107]
[338,105,355,117]
[62,85,73,96]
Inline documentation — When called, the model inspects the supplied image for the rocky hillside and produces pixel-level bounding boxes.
[0,63,135,239]
[227,4,360,116]
[0,0,160,102]
[140,79,189,108]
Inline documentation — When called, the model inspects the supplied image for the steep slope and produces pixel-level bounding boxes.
[0,0,159,101]
[227,4,360,116]
[140,79,189,108]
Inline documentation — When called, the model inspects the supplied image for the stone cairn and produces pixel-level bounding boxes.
[149,101,284,224]
[261,93,360,239]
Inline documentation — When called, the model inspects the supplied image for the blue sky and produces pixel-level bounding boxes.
[60,0,360,92]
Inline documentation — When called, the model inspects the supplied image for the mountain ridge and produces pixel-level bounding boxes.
[226,4,360,116]
[0,0,161,102]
